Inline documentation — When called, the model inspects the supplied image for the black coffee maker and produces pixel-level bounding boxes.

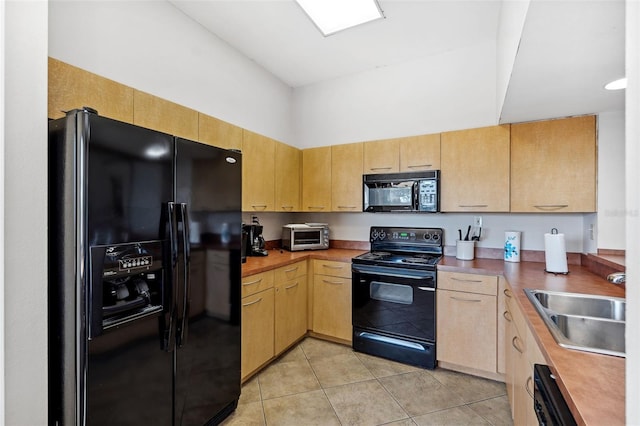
[242,219,268,257]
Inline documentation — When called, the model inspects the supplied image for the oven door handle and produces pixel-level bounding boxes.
[352,264,435,281]
[417,286,435,292]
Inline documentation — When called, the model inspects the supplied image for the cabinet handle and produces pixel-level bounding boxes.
[307,206,325,210]
[525,376,535,399]
[503,310,512,322]
[284,266,299,273]
[407,164,432,169]
[243,278,263,286]
[458,204,488,208]
[503,288,512,298]
[251,204,267,210]
[512,336,524,354]
[337,205,357,209]
[534,204,569,211]
[280,206,294,211]
[451,277,483,283]
[451,296,482,303]
[323,279,344,285]
[242,297,262,307]
[370,167,392,171]
[285,282,299,290]
[323,265,344,270]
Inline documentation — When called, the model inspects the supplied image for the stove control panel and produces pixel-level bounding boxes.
[369,227,443,246]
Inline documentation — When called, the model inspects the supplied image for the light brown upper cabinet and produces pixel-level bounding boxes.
[441,125,511,212]
[301,146,332,212]
[48,58,134,123]
[363,138,400,174]
[399,134,441,172]
[275,142,301,212]
[511,115,596,213]
[198,113,242,150]
[242,130,276,212]
[332,143,364,212]
[133,90,198,140]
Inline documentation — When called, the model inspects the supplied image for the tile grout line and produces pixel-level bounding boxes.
[300,341,347,425]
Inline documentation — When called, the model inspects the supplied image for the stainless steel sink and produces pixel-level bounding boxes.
[524,289,626,357]
[528,289,625,320]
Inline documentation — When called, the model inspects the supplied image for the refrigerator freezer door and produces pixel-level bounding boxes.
[48,110,176,425]
[174,138,242,425]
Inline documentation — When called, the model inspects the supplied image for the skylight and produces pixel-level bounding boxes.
[295,0,384,36]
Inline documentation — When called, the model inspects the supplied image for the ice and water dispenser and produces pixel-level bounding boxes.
[89,240,167,338]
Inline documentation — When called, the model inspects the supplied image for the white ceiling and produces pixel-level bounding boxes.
[170,0,625,123]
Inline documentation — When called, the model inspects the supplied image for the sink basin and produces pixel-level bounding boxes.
[528,289,625,321]
[524,289,626,357]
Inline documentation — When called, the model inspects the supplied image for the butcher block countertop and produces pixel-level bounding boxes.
[242,251,625,425]
[439,256,626,426]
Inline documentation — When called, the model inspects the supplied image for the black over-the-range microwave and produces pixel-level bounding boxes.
[363,170,440,213]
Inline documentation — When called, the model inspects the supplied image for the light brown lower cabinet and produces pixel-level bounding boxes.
[312,260,352,342]
[504,285,545,425]
[274,261,308,354]
[241,287,274,380]
[436,271,498,374]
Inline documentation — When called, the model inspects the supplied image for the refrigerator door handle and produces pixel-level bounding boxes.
[161,201,179,352]
[178,203,191,347]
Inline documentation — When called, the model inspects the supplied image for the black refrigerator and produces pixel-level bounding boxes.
[48,108,242,425]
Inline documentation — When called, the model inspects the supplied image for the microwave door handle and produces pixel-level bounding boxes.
[413,181,419,210]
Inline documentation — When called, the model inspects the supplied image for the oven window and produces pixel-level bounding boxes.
[370,281,413,305]
[293,231,320,244]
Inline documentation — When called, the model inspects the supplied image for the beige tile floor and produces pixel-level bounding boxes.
[222,337,513,426]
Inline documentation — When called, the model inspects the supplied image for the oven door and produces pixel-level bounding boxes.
[352,263,436,368]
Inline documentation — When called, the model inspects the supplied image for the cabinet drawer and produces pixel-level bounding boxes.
[241,270,275,298]
[274,261,307,282]
[314,260,350,278]
[438,271,497,295]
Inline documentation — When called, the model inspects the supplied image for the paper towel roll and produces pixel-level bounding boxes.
[544,232,568,273]
[504,231,521,263]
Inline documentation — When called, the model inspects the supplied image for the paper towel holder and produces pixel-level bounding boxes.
[544,228,570,275]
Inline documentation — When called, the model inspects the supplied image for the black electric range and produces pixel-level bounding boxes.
[351,227,444,369]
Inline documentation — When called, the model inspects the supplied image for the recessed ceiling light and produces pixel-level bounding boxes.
[605,77,627,90]
[295,0,384,37]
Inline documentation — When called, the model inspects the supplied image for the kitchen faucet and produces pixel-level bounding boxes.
[607,272,626,284]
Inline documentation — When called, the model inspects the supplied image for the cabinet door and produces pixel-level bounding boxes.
[312,274,351,341]
[242,130,275,212]
[133,90,198,140]
[275,142,301,212]
[399,134,441,172]
[441,125,510,212]
[332,142,363,212]
[512,327,529,426]
[48,58,134,123]
[436,289,497,373]
[363,139,399,173]
[301,146,331,212]
[241,288,275,380]
[504,307,516,418]
[497,277,508,375]
[198,113,242,150]
[274,276,308,354]
[511,115,596,212]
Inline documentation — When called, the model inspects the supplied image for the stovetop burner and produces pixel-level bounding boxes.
[401,254,439,265]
